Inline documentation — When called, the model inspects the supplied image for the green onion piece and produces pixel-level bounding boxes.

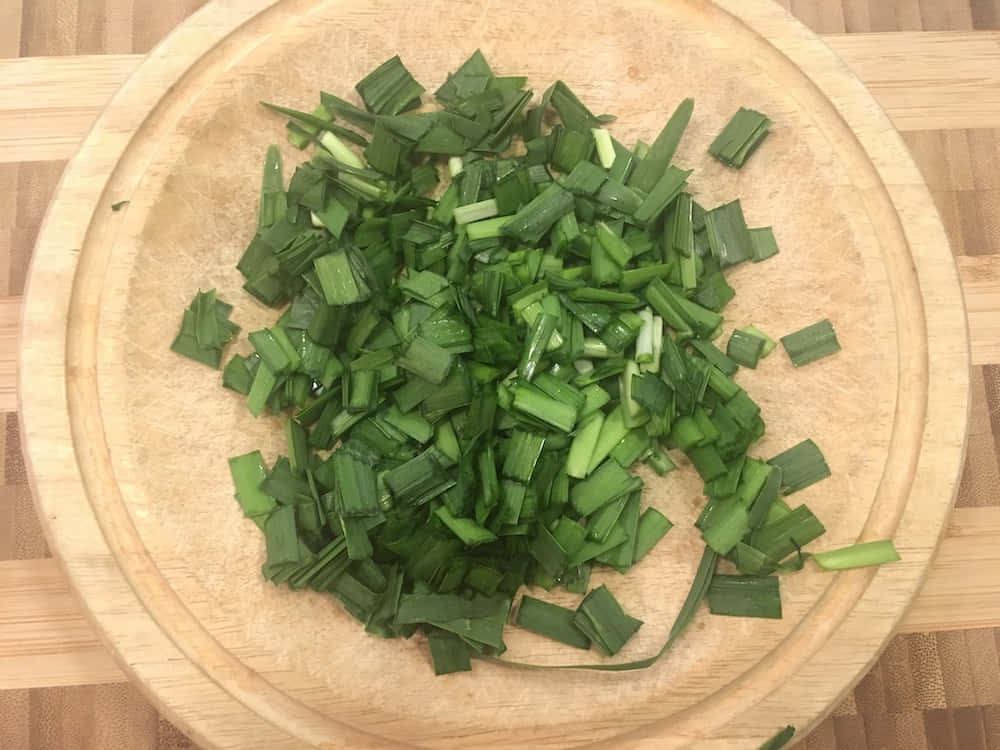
[567,412,604,479]
[595,221,634,267]
[707,575,782,619]
[228,451,277,517]
[428,630,472,675]
[708,107,772,168]
[503,430,547,482]
[591,127,616,169]
[520,313,558,381]
[738,324,777,356]
[258,145,286,228]
[726,329,766,369]
[512,383,578,433]
[701,500,749,555]
[633,166,691,226]
[571,458,642,516]
[633,508,673,563]
[383,447,456,506]
[704,199,753,268]
[749,226,780,262]
[758,726,795,750]
[346,368,379,413]
[504,184,575,244]
[465,215,513,241]
[434,506,498,547]
[812,540,900,570]
[645,447,676,476]
[453,198,500,225]
[222,354,253,395]
[355,55,425,115]
[264,505,301,567]
[586,495,628,543]
[528,523,568,575]
[246,362,278,417]
[397,336,454,385]
[780,319,841,367]
[573,585,642,656]
[751,505,826,562]
[516,596,590,649]
[628,98,694,193]
[314,250,371,305]
[768,439,831,494]
[587,408,629,473]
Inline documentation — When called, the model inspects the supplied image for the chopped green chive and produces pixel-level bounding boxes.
[727,328,766,368]
[780,319,841,366]
[812,540,900,570]
[573,585,642,656]
[516,595,590,649]
[707,575,782,619]
[708,107,772,168]
[768,439,831,494]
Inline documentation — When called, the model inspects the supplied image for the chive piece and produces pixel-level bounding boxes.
[633,166,691,226]
[726,329,766,369]
[587,407,629,473]
[516,596,590,649]
[383,447,456,506]
[586,495,628,543]
[512,383,578,433]
[812,540,900,570]
[628,98,694,193]
[704,199,753,268]
[758,726,796,750]
[707,575,782,619]
[708,107,772,168]
[355,55,424,115]
[314,250,371,305]
[571,458,641,516]
[749,226,780,262]
[454,198,500,225]
[701,500,749,555]
[346,369,379,413]
[258,145,286,228]
[397,336,454,385]
[228,451,277,517]
[222,354,253,395]
[751,505,826,562]
[520,313,558,381]
[567,412,604,479]
[768,439,831,494]
[435,506,498,547]
[246,363,278,417]
[428,630,472,675]
[503,430,547,482]
[573,585,642,656]
[739,324,777,356]
[780,319,841,367]
[503,184,575,244]
[591,128,616,169]
[633,509,673,563]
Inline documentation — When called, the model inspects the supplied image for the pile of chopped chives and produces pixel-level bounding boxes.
[173,50,895,678]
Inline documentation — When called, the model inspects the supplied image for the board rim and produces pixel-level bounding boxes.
[19,0,970,747]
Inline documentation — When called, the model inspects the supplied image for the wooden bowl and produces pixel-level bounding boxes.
[20,0,969,747]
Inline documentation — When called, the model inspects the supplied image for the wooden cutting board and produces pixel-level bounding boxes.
[18,0,969,747]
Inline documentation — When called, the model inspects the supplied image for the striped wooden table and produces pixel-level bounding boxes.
[1,1,998,747]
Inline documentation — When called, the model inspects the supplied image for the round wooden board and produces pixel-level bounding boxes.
[20,0,969,747]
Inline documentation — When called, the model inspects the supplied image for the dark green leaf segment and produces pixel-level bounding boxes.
[170,50,889,677]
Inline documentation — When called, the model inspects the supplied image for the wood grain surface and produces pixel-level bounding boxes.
[1,0,998,748]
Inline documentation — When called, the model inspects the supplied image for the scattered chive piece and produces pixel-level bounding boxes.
[768,439,831,494]
[707,575,782,619]
[738,324,777,356]
[516,595,591,649]
[633,508,673,563]
[727,329,766,369]
[812,540,900,570]
[749,226,780,262]
[708,107,772,168]
[758,726,795,750]
[573,585,642,656]
[780,319,841,366]
[428,630,472,675]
